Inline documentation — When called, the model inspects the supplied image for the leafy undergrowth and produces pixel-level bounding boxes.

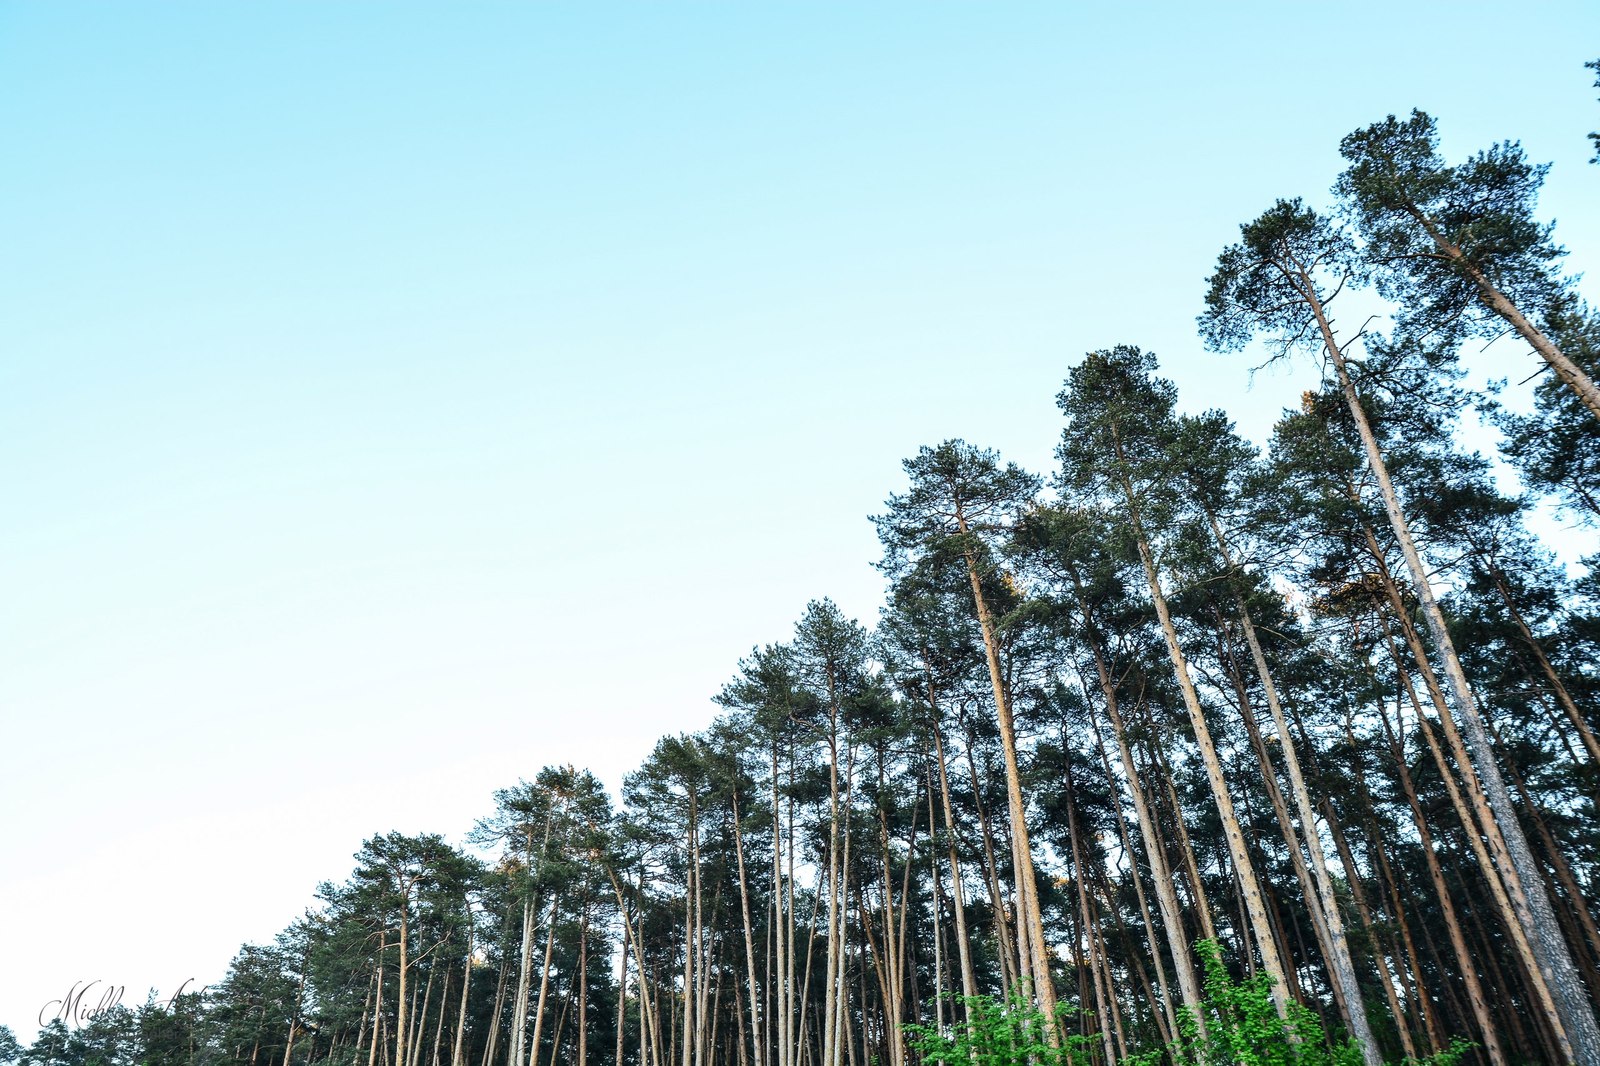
[907,940,1475,1066]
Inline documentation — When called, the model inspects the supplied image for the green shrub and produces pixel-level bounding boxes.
[1175,939,1359,1066]
[905,984,1099,1066]
[908,941,1474,1066]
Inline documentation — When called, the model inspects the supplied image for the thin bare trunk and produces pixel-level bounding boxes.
[955,504,1058,1031]
[732,789,766,1066]
[1205,514,1385,1065]
[1109,448,1292,1018]
[1373,659,1507,1066]
[453,911,475,1066]
[929,717,979,1007]
[527,894,561,1066]
[1303,266,1599,1061]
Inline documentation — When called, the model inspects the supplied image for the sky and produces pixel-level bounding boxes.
[2,0,1597,1041]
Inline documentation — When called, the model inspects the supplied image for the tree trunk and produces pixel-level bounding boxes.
[577,906,589,1066]
[1205,512,1385,1065]
[1085,702,1177,1045]
[1372,659,1507,1066]
[1303,268,1599,1062]
[732,789,766,1066]
[528,894,561,1066]
[929,715,979,1007]
[508,898,535,1066]
[1369,573,1567,1048]
[453,910,475,1066]
[958,720,1021,993]
[1067,576,1199,1042]
[1412,209,1600,423]
[954,504,1059,1032]
[1064,753,1117,1065]
[1109,449,1293,1019]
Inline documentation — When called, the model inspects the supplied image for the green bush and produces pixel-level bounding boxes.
[1176,939,1359,1066]
[908,941,1474,1066]
[905,984,1099,1065]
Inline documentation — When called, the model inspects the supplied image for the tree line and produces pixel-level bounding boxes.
[8,92,1600,1066]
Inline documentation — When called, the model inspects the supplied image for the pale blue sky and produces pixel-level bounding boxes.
[3,1,1597,1038]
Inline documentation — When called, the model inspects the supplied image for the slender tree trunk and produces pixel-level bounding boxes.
[577,906,589,1066]
[453,911,475,1066]
[410,953,436,1066]
[1067,576,1199,1041]
[508,898,535,1066]
[832,746,857,1066]
[731,788,766,1066]
[397,912,413,1066]
[1205,514,1385,1065]
[1373,660,1507,1066]
[925,767,948,1032]
[528,894,561,1066]
[1085,702,1178,1045]
[959,711,1022,993]
[1222,633,1349,1020]
[929,715,979,1008]
[1303,269,1599,1061]
[954,507,1059,1032]
[1370,577,1568,1048]
[1108,448,1293,1019]
[1489,715,1600,983]
[616,939,628,1066]
[606,869,660,1066]
[1065,754,1117,1065]
[822,706,843,1066]
[432,971,450,1066]
[1325,708,1433,1058]
[282,965,306,1066]
[1410,209,1600,423]
[481,931,508,1066]
[357,967,378,1066]
[1144,725,1219,948]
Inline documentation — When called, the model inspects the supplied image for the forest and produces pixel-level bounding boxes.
[9,93,1600,1066]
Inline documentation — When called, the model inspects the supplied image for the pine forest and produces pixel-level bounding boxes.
[15,92,1600,1066]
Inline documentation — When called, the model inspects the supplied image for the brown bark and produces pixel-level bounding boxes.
[955,501,1059,1030]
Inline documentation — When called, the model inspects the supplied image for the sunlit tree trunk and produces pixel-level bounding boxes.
[1084,703,1177,1046]
[1300,270,1599,1061]
[452,908,475,1066]
[929,715,979,1007]
[732,787,766,1066]
[1066,572,1200,1042]
[1108,447,1293,1018]
[1203,511,1385,1063]
[955,501,1058,1030]
[527,894,561,1066]
[1372,651,1507,1066]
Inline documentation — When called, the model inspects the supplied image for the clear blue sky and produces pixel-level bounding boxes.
[2,1,1596,1038]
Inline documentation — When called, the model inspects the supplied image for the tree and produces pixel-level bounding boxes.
[1494,299,1600,523]
[874,441,1059,1035]
[349,833,478,1066]
[1057,346,1300,1032]
[1202,196,1600,1064]
[1335,110,1600,422]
